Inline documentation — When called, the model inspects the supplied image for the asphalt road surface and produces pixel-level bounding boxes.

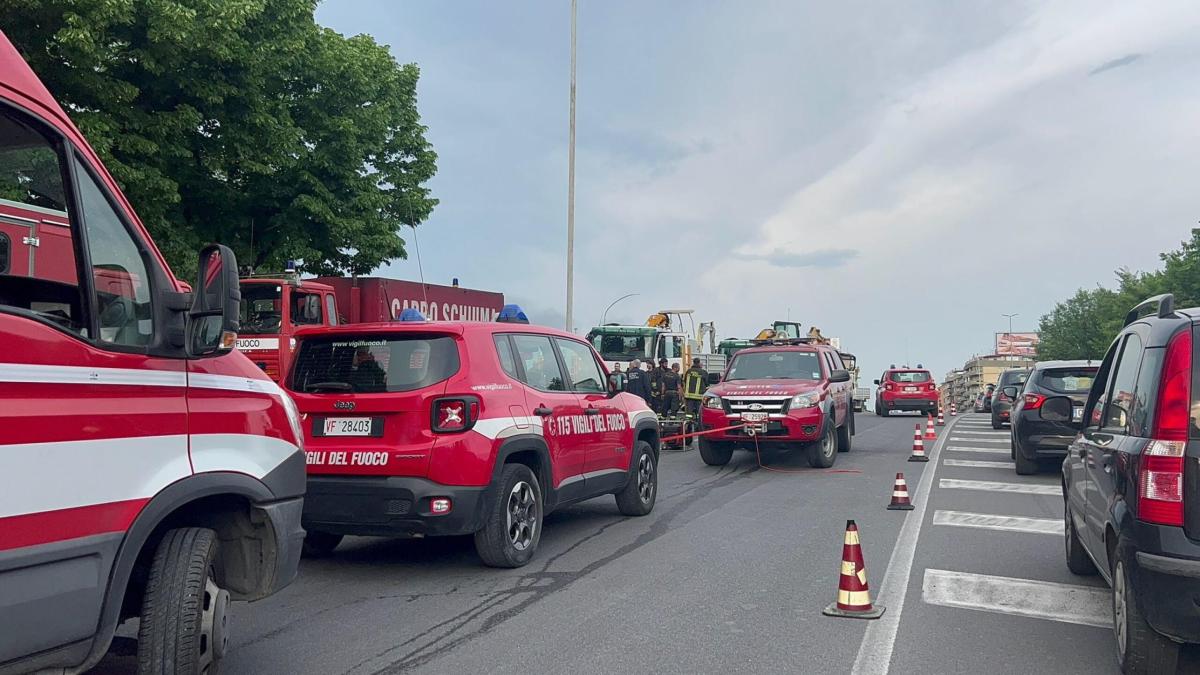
[92,413,1199,674]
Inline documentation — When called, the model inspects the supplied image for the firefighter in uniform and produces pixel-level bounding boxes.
[648,358,667,414]
[661,361,682,415]
[683,357,708,420]
[625,359,651,403]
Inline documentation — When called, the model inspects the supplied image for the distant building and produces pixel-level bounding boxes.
[947,354,1034,406]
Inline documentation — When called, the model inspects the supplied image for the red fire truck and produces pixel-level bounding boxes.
[237,274,504,383]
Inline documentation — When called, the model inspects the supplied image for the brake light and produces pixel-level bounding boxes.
[432,397,479,433]
[999,392,1012,403]
[927,382,937,392]
[1152,328,1192,442]
[1138,328,1192,527]
[884,382,894,392]
[1023,393,1045,409]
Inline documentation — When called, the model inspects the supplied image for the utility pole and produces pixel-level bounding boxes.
[1002,313,1018,334]
[565,0,577,332]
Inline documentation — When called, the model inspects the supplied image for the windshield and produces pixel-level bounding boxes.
[589,331,652,361]
[291,334,460,393]
[1039,367,1097,394]
[240,283,282,334]
[726,351,822,381]
[890,371,931,383]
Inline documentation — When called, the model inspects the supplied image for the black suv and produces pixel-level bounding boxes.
[1061,294,1200,673]
[990,368,1030,428]
[1008,359,1098,475]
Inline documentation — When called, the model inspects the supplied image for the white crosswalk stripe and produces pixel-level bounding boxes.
[933,510,1063,535]
[954,430,1009,436]
[949,437,1008,444]
[939,478,1060,495]
[944,446,1010,454]
[943,458,1015,470]
[922,569,1108,628]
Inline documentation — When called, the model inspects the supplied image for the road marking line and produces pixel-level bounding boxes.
[933,510,1063,535]
[922,569,1109,628]
[851,413,959,674]
[949,437,1008,444]
[940,479,1060,495]
[954,430,1009,436]
[943,458,1015,470]
[944,446,1010,454]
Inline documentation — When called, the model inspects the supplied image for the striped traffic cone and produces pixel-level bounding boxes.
[924,415,937,441]
[908,424,928,462]
[936,410,945,426]
[822,520,885,619]
[950,402,957,417]
[887,473,914,510]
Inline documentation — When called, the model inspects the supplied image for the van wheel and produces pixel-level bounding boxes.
[137,527,228,675]
[699,437,733,466]
[1064,502,1097,575]
[302,531,344,558]
[1114,555,1179,674]
[837,411,853,453]
[615,441,657,516]
[808,419,837,468]
[475,464,542,568]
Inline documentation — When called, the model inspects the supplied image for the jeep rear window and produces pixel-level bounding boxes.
[291,334,460,394]
[1038,367,1097,393]
[890,371,931,383]
[726,351,821,381]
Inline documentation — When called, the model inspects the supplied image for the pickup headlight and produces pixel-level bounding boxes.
[702,394,723,410]
[790,392,821,409]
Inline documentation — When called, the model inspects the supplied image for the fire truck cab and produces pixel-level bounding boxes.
[238,274,339,381]
[0,31,305,674]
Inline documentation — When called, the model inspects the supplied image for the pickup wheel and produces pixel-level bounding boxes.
[615,441,657,516]
[1064,502,1097,576]
[474,464,542,568]
[837,409,853,453]
[1114,553,1180,674]
[808,418,837,468]
[302,531,344,558]
[137,527,229,675]
[699,437,733,466]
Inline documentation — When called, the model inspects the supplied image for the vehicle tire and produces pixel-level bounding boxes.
[301,531,344,558]
[474,464,542,568]
[837,410,853,453]
[876,400,886,417]
[137,527,229,675]
[1064,502,1097,576]
[615,441,657,516]
[808,418,837,468]
[1014,444,1038,475]
[992,416,1002,430]
[699,437,733,466]
[1113,554,1180,674]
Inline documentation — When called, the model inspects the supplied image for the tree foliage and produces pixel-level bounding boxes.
[1037,230,1200,360]
[2,0,437,278]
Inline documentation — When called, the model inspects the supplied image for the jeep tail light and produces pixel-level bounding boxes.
[432,396,479,433]
[430,497,453,515]
[884,382,894,392]
[1023,393,1044,409]
[1139,329,1192,527]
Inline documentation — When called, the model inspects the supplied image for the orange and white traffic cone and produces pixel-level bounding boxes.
[908,424,928,462]
[887,473,914,510]
[823,520,885,619]
[936,410,945,426]
[924,415,937,441]
[950,403,957,417]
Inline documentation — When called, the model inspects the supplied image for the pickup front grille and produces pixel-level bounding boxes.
[723,397,791,415]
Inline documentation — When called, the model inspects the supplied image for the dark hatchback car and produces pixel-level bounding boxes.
[991,368,1031,428]
[1061,294,1200,673]
[1008,359,1098,474]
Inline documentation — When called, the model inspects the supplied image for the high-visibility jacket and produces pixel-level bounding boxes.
[684,366,708,400]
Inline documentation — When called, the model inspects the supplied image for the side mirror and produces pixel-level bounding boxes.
[706,372,721,385]
[608,372,627,397]
[829,369,851,383]
[873,379,880,385]
[1040,396,1075,424]
[189,244,240,356]
[1002,386,1019,399]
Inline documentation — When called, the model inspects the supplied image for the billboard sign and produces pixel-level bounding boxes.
[995,332,1039,356]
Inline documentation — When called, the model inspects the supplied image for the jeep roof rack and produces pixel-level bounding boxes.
[1125,293,1176,326]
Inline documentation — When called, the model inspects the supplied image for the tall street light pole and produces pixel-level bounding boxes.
[1002,313,1018,334]
[565,0,577,332]
[600,293,639,326]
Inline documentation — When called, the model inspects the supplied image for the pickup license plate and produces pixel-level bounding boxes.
[904,386,917,392]
[1072,407,1083,422]
[742,412,768,422]
[318,417,378,437]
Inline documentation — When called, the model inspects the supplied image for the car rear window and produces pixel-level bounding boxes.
[291,334,460,394]
[890,371,931,383]
[1038,367,1097,394]
[1001,370,1029,385]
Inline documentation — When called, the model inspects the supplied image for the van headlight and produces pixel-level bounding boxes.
[703,394,723,410]
[790,392,820,409]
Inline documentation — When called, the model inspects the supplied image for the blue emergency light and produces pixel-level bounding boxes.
[496,304,529,324]
[398,308,426,322]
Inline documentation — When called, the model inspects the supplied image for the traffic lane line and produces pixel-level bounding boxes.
[942,458,1015,470]
[932,510,1063,536]
[943,446,1011,454]
[922,569,1109,629]
[948,437,1008,444]
[953,430,1009,435]
[939,479,1060,496]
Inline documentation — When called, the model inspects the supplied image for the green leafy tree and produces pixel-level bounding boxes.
[2,0,436,278]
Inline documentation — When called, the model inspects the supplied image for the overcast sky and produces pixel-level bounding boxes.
[316,0,1200,381]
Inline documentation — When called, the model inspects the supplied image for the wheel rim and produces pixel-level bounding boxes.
[506,481,538,551]
[637,453,655,503]
[198,573,229,673]
[822,425,835,458]
[1114,561,1128,655]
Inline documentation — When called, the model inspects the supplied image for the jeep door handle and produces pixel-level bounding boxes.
[533,407,554,416]
[584,407,601,415]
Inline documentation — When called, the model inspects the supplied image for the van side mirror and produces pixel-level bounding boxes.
[829,369,851,383]
[706,372,721,385]
[189,244,240,356]
[1041,396,1075,424]
[608,372,627,397]
[1003,386,1019,399]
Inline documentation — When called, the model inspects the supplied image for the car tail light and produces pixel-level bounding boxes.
[432,396,479,433]
[884,382,894,392]
[1138,329,1192,526]
[999,392,1012,402]
[1023,393,1044,409]
[430,497,453,515]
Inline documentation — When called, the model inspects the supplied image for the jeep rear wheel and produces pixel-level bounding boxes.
[808,418,837,468]
[475,464,542,568]
[699,437,733,466]
[137,527,228,675]
[615,440,657,516]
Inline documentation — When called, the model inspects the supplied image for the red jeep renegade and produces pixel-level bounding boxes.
[285,311,660,567]
[874,365,939,417]
[698,340,855,468]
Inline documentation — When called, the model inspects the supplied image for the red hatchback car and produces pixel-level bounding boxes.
[875,365,939,416]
